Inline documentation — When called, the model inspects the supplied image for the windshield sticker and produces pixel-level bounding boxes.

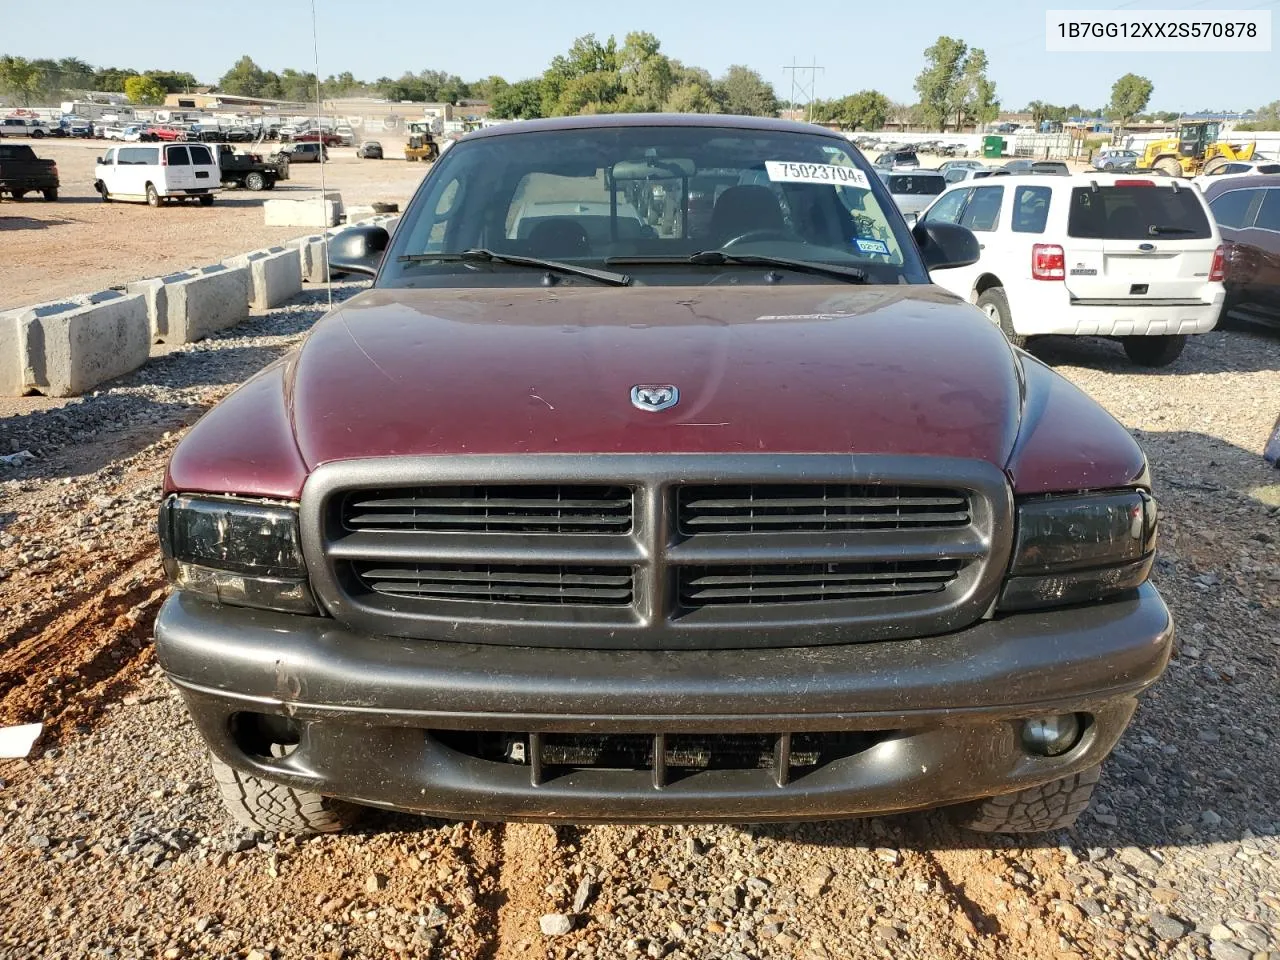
[765,161,870,189]
[855,238,890,255]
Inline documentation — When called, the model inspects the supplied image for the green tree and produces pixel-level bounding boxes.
[92,66,140,92]
[713,65,778,116]
[1108,73,1153,129]
[123,75,166,105]
[814,90,891,130]
[956,48,997,128]
[664,81,718,113]
[144,70,198,93]
[57,56,94,90]
[0,55,41,106]
[277,68,318,103]
[490,78,544,119]
[914,35,967,130]
[540,34,619,115]
[471,75,509,103]
[219,55,271,97]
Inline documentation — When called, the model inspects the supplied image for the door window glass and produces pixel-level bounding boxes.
[1254,189,1280,232]
[1209,189,1258,229]
[922,188,969,224]
[960,185,1003,232]
[1012,186,1052,233]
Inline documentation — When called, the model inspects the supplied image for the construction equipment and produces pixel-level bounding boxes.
[404,123,440,163]
[1139,121,1256,178]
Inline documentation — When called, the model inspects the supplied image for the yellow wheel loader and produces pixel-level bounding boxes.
[1140,121,1256,178]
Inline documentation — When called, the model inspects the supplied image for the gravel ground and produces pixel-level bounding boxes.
[0,138,427,310]
[1,289,1278,960]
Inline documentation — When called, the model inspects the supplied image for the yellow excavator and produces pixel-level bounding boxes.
[1140,120,1256,178]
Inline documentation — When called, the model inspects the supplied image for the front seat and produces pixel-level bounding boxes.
[708,185,786,245]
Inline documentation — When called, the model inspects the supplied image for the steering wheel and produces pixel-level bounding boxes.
[721,229,793,248]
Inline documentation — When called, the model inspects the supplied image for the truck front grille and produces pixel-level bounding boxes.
[357,562,634,606]
[678,483,971,534]
[304,455,1011,649]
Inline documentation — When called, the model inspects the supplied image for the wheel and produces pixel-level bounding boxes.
[31,128,44,139]
[99,184,111,203]
[245,171,266,191]
[146,183,160,208]
[1154,156,1184,178]
[42,188,57,201]
[951,764,1101,834]
[11,190,26,201]
[976,286,1025,348]
[1123,334,1186,367]
[209,755,361,835]
[198,194,214,206]
[1217,284,1242,326]
[1202,155,1231,177]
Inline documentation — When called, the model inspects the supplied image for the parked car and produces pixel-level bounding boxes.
[0,143,58,200]
[920,173,1225,365]
[155,113,1172,838]
[1192,160,1280,191]
[1202,173,1280,324]
[103,124,144,142]
[881,170,948,216]
[94,142,220,207]
[356,140,384,159]
[0,117,54,138]
[334,125,356,146]
[944,167,1010,185]
[1030,160,1071,176]
[1092,148,1140,171]
[274,141,327,164]
[1001,159,1035,174]
[293,130,344,147]
[145,125,188,142]
[873,149,920,171]
[938,159,986,176]
[62,116,93,138]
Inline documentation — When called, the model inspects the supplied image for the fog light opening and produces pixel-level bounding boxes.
[230,711,301,760]
[1021,714,1084,757]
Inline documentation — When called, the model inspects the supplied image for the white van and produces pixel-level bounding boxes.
[93,142,221,207]
[920,173,1225,366]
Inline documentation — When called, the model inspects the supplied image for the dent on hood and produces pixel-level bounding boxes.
[1005,355,1148,494]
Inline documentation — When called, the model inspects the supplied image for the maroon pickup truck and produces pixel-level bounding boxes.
[155,115,1171,835]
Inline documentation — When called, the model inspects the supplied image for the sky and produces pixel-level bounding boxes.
[5,0,1278,112]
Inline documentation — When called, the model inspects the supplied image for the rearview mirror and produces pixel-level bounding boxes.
[327,225,390,278]
[912,221,980,271]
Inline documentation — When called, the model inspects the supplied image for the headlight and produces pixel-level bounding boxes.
[158,496,318,615]
[998,489,1157,612]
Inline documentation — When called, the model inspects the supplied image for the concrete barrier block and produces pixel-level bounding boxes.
[345,204,377,222]
[288,235,331,283]
[2,291,149,397]
[226,246,303,309]
[162,264,252,344]
[126,273,181,342]
[264,195,342,228]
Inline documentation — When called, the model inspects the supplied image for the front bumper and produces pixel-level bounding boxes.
[156,585,1172,822]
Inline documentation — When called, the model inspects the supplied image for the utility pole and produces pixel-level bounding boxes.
[782,57,824,123]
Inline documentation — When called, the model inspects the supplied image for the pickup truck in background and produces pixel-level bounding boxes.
[0,143,58,200]
[0,117,55,139]
[217,145,288,190]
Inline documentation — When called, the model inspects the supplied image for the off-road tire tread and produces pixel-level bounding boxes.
[210,755,359,834]
[952,764,1101,833]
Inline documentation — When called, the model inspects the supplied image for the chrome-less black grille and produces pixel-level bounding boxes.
[305,455,1012,650]
[678,484,970,534]
[357,563,634,606]
[678,560,963,607]
[343,485,633,534]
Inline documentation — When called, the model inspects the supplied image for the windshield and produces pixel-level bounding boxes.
[887,174,946,196]
[379,124,926,288]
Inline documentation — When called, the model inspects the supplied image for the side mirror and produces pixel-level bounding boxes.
[912,221,980,271]
[327,225,390,278]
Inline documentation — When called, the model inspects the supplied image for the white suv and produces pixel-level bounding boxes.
[920,173,1226,366]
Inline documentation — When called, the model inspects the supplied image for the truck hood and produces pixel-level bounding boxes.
[288,284,1025,467]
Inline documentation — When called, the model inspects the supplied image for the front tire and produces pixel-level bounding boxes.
[31,128,44,139]
[198,194,214,207]
[1123,334,1186,367]
[42,188,57,201]
[951,764,1101,834]
[146,183,160,208]
[1202,155,1230,177]
[976,287,1025,348]
[209,755,361,835]
[245,171,266,191]
[1154,156,1184,178]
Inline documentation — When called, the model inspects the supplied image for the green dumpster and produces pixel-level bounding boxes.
[982,135,1005,159]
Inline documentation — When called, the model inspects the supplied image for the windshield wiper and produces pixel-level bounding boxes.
[398,249,631,286]
[607,251,867,284]
[1147,225,1197,236]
